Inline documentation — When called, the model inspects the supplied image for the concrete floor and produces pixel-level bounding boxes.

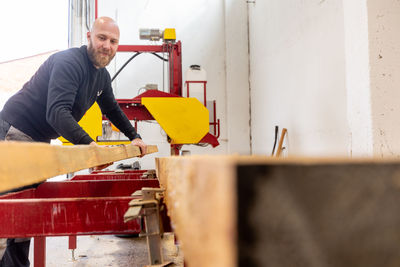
[28,233,183,267]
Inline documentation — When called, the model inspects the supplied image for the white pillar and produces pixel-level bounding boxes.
[342,0,373,157]
[68,0,95,47]
[224,0,251,154]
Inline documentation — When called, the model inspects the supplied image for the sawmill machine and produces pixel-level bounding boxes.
[59,28,220,155]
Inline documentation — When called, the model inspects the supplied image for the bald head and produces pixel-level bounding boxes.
[87,17,120,68]
[91,17,120,37]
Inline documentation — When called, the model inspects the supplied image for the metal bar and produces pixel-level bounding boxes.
[185,81,208,105]
[95,0,98,19]
[89,169,146,174]
[69,234,77,261]
[177,42,183,96]
[170,42,182,96]
[69,235,77,250]
[71,173,144,181]
[34,236,46,267]
[118,45,165,53]
[204,81,207,106]
[214,101,217,136]
[217,119,220,138]
[0,188,36,199]
[0,197,140,237]
[169,44,174,94]
[35,180,159,198]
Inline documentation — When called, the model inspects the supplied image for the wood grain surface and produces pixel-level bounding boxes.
[156,156,237,267]
[0,142,157,192]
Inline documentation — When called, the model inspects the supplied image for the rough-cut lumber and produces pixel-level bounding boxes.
[0,141,157,192]
[156,156,237,267]
[156,156,400,267]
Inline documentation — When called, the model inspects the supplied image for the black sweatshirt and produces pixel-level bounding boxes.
[1,45,140,144]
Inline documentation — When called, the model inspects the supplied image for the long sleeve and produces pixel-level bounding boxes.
[46,59,94,144]
[96,78,141,141]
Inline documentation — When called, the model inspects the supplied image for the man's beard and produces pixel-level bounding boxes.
[87,42,115,68]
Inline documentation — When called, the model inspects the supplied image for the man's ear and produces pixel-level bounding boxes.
[87,32,91,41]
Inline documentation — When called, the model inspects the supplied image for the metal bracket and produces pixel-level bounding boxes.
[124,187,167,266]
[141,169,157,179]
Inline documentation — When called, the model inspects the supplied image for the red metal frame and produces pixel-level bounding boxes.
[186,81,207,106]
[185,82,220,139]
[0,171,163,266]
[95,0,98,19]
[0,179,159,237]
[89,169,146,174]
[72,170,147,180]
[117,43,182,96]
[114,42,220,149]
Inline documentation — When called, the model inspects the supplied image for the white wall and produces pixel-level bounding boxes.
[248,0,350,156]
[367,0,400,157]
[342,0,373,157]
[98,0,400,160]
[95,0,250,168]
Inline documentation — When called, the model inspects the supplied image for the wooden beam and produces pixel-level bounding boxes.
[156,156,237,267]
[156,156,400,267]
[0,142,158,192]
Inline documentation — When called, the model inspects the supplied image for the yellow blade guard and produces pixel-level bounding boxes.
[142,97,209,144]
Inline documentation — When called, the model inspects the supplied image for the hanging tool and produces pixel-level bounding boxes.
[276,128,287,157]
[271,126,279,156]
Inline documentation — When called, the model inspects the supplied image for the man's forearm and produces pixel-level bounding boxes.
[47,107,94,144]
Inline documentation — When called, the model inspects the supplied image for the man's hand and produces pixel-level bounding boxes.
[132,138,147,157]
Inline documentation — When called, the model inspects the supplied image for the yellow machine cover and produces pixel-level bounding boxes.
[142,97,209,144]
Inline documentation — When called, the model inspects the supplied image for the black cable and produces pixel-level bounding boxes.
[151,52,168,62]
[111,52,141,82]
[111,52,168,82]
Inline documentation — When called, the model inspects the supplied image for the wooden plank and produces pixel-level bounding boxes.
[156,156,400,267]
[156,156,237,267]
[0,142,157,192]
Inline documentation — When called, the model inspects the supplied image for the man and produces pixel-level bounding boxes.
[0,17,146,266]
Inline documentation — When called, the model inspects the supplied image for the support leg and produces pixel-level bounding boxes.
[34,237,46,267]
[69,235,77,261]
